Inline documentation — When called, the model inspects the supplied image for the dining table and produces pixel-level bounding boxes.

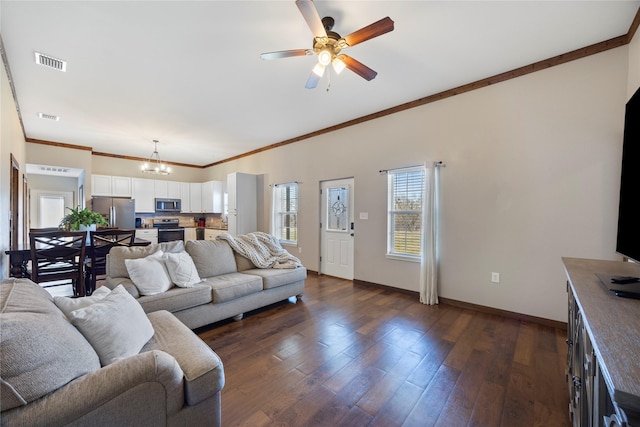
[4,238,152,280]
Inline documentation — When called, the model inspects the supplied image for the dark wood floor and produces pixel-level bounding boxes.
[196,274,570,427]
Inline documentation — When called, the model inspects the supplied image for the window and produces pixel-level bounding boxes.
[387,166,425,259]
[272,182,298,244]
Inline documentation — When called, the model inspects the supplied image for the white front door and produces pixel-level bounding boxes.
[320,178,354,280]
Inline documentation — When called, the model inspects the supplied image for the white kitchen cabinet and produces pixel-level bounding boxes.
[135,228,158,244]
[132,178,155,213]
[184,227,197,241]
[91,175,132,197]
[205,229,225,240]
[112,176,132,197]
[154,180,181,199]
[91,175,112,196]
[167,181,181,199]
[227,172,257,236]
[189,183,202,213]
[154,180,168,198]
[202,181,214,213]
[180,182,191,213]
[201,180,224,213]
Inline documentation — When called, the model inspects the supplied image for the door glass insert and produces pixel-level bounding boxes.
[326,186,349,232]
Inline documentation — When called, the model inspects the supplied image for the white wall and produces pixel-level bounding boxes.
[206,46,629,323]
[91,155,205,184]
[1,61,28,279]
[628,27,640,99]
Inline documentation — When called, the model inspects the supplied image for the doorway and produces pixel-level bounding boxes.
[320,178,354,280]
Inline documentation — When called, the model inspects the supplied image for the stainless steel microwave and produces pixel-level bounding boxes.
[155,198,181,212]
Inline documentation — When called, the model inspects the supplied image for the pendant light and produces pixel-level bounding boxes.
[140,140,171,175]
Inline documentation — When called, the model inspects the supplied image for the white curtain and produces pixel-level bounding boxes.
[419,162,440,305]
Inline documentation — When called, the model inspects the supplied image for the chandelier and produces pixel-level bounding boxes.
[141,139,171,175]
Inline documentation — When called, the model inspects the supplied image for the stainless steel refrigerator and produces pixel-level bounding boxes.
[91,197,136,229]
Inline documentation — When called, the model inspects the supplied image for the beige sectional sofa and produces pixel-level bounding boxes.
[105,238,306,329]
[0,278,225,427]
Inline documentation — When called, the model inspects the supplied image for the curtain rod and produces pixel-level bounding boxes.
[379,161,446,174]
[269,181,300,187]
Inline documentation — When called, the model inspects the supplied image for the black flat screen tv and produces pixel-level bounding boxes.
[616,86,640,263]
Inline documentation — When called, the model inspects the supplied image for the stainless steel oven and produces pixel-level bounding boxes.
[153,219,185,242]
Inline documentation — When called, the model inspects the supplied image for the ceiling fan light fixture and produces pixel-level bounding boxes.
[318,49,332,66]
[332,55,346,74]
[312,62,326,77]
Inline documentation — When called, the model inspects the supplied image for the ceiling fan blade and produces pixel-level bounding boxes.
[260,49,313,60]
[342,16,394,47]
[305,63,325,89]
[341,55,377,81]
[296,0,327,38]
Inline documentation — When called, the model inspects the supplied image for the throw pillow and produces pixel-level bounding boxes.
[67,285,155,366]
[124,250,172,295]
[53,285,111,317]
[163,251,202,287]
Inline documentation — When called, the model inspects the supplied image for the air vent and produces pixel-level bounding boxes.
[38,112,59,121]
[34,52,67,72]
[40,166,69,173]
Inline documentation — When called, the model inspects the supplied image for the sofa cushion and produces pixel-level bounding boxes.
[105,277,140,298]
[0,279,101,411]
[185,240,237,277]
[163,251,202,287]
[234,252,256,272]
[143,310,225,405]
[125,250,173,295]
[137,285,212,314]
[68,285,155,366]
[242,267,308,290]
[107,241,185,279]
[200,273,263,303]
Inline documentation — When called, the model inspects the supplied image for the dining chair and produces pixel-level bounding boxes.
[29,230,87,297]
[85,229,135,295]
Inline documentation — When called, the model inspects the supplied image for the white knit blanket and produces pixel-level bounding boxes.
[217,232,302,269]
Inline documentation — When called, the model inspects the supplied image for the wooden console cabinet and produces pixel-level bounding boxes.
[563,258,640,427]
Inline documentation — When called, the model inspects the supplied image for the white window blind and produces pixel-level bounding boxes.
[272,182,298,244]
[387,167,425,258]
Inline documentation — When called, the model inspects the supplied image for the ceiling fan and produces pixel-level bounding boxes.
[260,0,394,89]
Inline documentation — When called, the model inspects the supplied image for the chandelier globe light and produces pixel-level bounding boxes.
[141,139,171,175]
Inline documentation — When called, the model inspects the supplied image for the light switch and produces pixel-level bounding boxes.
[359,212,368,220]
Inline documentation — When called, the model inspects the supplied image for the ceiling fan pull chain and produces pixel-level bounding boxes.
[326,69,332,92]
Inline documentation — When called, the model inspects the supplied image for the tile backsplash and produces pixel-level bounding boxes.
[136,213,226,229]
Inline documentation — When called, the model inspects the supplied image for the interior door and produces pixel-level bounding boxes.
[320,178,354,279]
[31,190,73,228]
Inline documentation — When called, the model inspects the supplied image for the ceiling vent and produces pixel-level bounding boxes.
[40,166,69,173]
[38,112,59,121]
[34,52,67,72]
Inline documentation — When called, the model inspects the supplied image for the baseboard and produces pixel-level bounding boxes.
[352,279,567,330]
[353,279,420,297]
[438,297,567,330]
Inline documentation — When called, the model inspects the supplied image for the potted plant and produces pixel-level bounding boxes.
[60,207,108,242]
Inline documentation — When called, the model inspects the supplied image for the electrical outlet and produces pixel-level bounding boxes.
[491,272,500,283]
[298,247,302,254]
